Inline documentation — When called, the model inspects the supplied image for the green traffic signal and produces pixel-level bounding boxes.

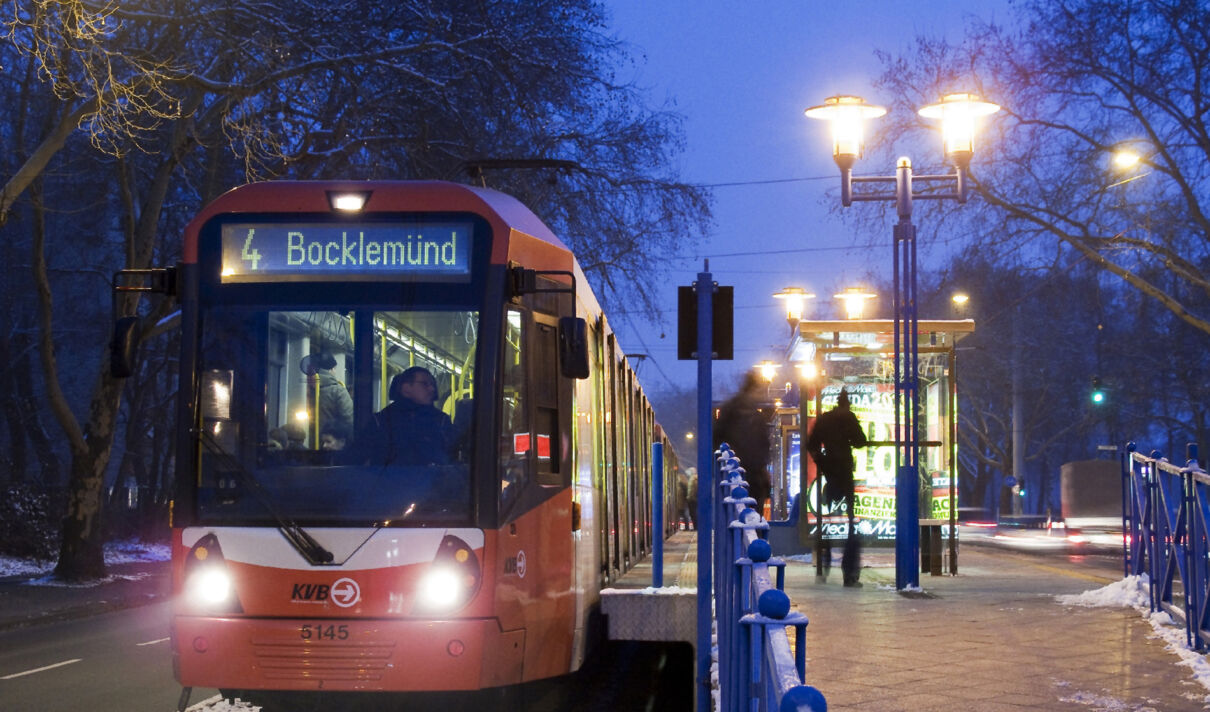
[1091,390,1105,404]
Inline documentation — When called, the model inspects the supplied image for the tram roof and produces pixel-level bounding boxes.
[182,180,571,267]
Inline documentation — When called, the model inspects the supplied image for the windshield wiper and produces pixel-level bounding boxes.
[198,429,335,566]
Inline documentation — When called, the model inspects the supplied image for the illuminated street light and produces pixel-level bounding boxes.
[795,361,818,381]
[806,89,1000,591]
[952,292,970,317]
[1108,143,1152,188]
[804,96,887,205]
[1113,150,1142,170]
[773,286,815,327]
[756,360,780,382]
[834,287,876,320]
[917,93,1001,168]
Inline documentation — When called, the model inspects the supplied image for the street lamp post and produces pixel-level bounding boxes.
[806,92,999,589]
[773,286,815,333]
[834,286,877,320]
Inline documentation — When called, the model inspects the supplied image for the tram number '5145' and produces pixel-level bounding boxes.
[300,624,349,641]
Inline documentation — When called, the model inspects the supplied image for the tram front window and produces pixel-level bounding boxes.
[196,308,478,526]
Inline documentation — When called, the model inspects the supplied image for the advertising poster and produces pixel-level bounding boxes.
[804,383,953,544]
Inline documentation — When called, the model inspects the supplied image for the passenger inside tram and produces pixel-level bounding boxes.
[355,366,457,466]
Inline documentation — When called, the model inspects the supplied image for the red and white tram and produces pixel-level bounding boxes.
[122,181,679,707]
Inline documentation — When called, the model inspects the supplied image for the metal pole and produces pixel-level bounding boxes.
[652,441,664,588]
[948,344,958,574]
[695,264,714,712]
[894,157,920,590]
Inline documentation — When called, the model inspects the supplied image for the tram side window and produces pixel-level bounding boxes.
[500,309,530,512]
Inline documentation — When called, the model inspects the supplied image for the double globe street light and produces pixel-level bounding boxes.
[805,92,1000,589]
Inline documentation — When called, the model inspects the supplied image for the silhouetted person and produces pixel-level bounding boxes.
[685,467,699,530]
[807,387,868,587]
[359,366,455,466]
[714,372,773,514]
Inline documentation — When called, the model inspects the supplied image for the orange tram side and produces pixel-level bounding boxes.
[158,181,680,705]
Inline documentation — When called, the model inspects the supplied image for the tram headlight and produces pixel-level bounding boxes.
[413,534,481,614]
[189,567,233,606]
[418,566,464,609]
[182,533,243,613]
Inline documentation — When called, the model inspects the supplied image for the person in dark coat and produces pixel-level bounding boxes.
[714,371,773,514]
[806,387,868,586]
[359,366,455,466]
[302,353,354,442]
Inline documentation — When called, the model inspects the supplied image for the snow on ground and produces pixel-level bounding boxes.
[0,538,170,579]
[186,694,259,711]
[1056,573,1210,708]
[600,584,696,595]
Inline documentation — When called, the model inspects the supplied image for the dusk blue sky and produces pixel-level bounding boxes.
[602,0,1017,398]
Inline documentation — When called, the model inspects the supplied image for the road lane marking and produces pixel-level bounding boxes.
[1,658,82,680]
[136,637,170,646]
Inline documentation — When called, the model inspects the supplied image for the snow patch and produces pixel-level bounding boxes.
[1058,689,1157,711]
[104,539,170,564]
[0,555,51,578]
[187,694,260,711]
[1055,574,1150,609]
[0,538,168,582]
[600,585,696,595]
[1056,574,1210,696]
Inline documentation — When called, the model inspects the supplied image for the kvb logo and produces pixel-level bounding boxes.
[291,577,361,607]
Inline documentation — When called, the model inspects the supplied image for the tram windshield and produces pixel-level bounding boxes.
[195,307,478,526]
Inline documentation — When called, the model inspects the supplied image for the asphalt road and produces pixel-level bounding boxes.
[0,598,688,712]
[0,600,221,712]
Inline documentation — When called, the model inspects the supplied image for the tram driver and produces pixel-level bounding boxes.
[357,366,457,466]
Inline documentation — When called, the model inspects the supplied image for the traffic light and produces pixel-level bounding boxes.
[1091,377,1106,405]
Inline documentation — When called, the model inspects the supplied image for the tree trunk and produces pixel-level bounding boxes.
[12,334,62,485]
[53,382,123,581]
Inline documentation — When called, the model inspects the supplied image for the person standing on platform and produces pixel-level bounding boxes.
[714,371,773,515]
[806,387,868,587]
[685,467,698,530]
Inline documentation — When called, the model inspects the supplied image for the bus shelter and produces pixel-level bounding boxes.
[773,318,974,574]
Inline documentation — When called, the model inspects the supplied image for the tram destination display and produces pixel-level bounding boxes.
[220,221,473,282]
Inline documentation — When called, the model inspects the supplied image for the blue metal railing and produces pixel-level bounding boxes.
[715,444,826,712]
[1123,442,1210,650]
